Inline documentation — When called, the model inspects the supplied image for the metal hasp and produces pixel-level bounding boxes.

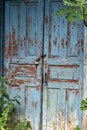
[4,0,84,129]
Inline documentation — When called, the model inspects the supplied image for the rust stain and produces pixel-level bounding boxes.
[49,37,51,58]
[26,10,29,41]
[13,79,24,84]
[66,89,68,100]
[8,33,12,57]
[68,22,70,36]
[5,27,18,59]
[53,25,56,33]
[78,40,81,46]
[66,40,69,48]
[48,79,79,83]
[45,16,48,25]
[67,89,77,93]
[61,39,64,48]
[78,39,84,46]
[11,65,36,76]
[36,85,40,90]
[49,65,79,68]
[8,65,36,86]
[23,0,28,5]
[25,86,27,104]
[4,46,8,58]
[12,26,16,40]
[32,101,37,108]
[78,49,80,55]
[10,85,20,89]
[53,37,57,46]
[66,22,70,48]
[4,67,8,73]
[11,26,18,55]
[76,90,79,94]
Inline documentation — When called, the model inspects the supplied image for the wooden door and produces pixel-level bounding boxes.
[43,0,84,130]
[4,0,43,129]
[4,0,84,130]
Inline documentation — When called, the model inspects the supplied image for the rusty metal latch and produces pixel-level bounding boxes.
[45,73,48,86]
[35,54,46,65]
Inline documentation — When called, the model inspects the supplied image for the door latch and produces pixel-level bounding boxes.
[35,54,46,65]
[45,73,48,86]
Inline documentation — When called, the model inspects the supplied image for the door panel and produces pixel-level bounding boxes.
[43,0,84,129]
[4,1,43,129]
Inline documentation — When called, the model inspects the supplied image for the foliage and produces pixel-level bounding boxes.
[0,104,15,130]
[73,125,80,130]
[73,98,87,130]
[56,0,87,26]
[13,119,32,130]
[0,77,20,130]
[0,77,32,130]
[80,98,87,111]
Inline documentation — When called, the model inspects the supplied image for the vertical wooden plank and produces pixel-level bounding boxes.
[66,89,81,129]
[25,87,41,130]
[7,85,25,118]
[43,89,66,130]
[49,2,59,57]
[60,5,68,58]
[69,22,78,57]
[19,3,26,58]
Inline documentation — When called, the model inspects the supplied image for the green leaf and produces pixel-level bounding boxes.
[56,0,87,26]
[80,98,87,111]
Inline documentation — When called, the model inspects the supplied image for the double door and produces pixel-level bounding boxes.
[4,0,84,129]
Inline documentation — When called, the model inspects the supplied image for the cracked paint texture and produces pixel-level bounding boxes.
[4,0,84,129]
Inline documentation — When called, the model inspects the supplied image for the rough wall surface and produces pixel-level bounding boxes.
[0,0,3,76]
[82,26,87,130]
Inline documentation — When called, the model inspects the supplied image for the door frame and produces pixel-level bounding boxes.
[83,26,87,129]
[1,0,87,129]
[0,0,4,77]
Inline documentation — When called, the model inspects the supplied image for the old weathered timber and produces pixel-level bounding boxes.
[4,0,84,130]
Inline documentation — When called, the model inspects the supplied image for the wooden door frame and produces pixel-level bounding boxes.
[0,0,4,77]
[82,26,87,130]
[1,0,87,129]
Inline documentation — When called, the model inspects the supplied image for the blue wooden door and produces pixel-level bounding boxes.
[4,0,84,130]
[4,0,43,129]
[43,1,84,130]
